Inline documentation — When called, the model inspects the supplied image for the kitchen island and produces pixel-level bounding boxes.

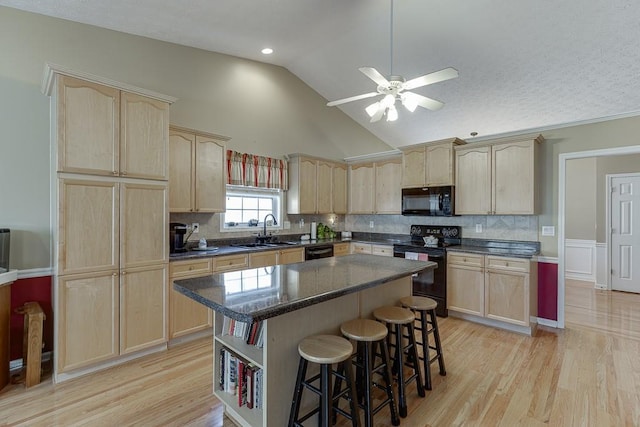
[174,254,435,427]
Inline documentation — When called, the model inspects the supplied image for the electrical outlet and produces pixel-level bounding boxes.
[369,221,374,228]
[475,224,482,233]
[191,223,199,234]
[541,226,555,236]
[299,218,304,228]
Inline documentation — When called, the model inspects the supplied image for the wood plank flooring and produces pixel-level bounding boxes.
[2,284,639,426]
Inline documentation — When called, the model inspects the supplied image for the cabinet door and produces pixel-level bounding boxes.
[492,140,536,214]
[446,264,484,316]
[372,245,393,257]
[168,130,195,212]
[195,135,226,212]
[57,75,119,176]
[349,163,375,214]
[58,179,119,275]
[120,264,168,354]
[455,146,491,214]
[332,164,348,214]
[121,182,168,268]
[401,147,426,188]
[299,158,318,213]
[214,254,249,272]
[57,270,119,373]
[278,248,305,265]
[120,92,169,180]
[316,160,333,214]
[169,259,213,339]
[485,269,528,326]
[426,143,455,186]
[375,159,402,214]
[250,251,278,268]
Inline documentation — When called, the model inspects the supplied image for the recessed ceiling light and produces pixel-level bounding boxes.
[261,48,273,55]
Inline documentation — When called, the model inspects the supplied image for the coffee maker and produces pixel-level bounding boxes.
[169,222,193,253]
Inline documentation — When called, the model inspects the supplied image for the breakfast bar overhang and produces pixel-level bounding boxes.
[174,254,436,426]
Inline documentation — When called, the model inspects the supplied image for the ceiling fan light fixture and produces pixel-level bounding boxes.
[381,93,396,108]
[386,105,398,121]
[365,101,381,117]
[401,93,418,112]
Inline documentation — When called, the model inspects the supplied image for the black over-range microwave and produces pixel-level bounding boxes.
[401,186,455,216]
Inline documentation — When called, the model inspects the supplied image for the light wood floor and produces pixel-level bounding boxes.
[2,290,640,426]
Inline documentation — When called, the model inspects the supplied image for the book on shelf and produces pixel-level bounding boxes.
[218,346,263,410]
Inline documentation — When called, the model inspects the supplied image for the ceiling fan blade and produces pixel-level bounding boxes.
[409,92,445,111]
[359,67,391,87]
[403,67,459,91]
[327,92,380,107]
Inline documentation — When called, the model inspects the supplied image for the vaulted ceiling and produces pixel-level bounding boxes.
[2,0,639,147]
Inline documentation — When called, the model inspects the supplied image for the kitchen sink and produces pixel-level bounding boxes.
[231,241,299,248]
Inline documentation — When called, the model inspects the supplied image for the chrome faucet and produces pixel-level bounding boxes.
[260,213,278,242]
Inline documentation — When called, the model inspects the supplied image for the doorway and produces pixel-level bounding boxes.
[608,173,640,293]
[558,145,640,328]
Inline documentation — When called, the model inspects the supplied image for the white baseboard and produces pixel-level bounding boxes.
[536,317,559,328]
[168,328,212,347]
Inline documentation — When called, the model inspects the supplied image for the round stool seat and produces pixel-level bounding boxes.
[341,318,388,342]
[400,295,438,311]
[298,335,353,364]
[373,306,415,324]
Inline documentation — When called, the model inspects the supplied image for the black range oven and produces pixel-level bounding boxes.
[393,225,461,317]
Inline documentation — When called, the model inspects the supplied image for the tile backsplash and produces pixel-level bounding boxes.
[171,212,538,243]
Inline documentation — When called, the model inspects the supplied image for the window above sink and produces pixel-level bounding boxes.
[220,186,282,233]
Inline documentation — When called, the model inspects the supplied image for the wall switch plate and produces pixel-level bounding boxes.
[191,223,199,233]
[284,221,291,229]
[369,221,374,228]
[542,226,555,236]
[475,224,482,233]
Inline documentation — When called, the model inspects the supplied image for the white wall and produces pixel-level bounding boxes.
[0,7,392,269]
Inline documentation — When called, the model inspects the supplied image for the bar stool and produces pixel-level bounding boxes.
[288,334,360,427]
[340,319,400,427]
[399,296,446,390]
[373,306,425,418]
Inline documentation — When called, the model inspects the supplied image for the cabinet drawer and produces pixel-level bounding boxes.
[351,242,372,254]
[447,252,484,267]
[333,243,350,257]
[170,259,212,277]
[214,254,248,272]
[486,256,529,273]
[372,245,393,257]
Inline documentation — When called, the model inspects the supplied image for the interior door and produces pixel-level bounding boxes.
[610,174,640,292]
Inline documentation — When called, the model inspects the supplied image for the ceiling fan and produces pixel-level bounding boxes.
[327,0,458,122]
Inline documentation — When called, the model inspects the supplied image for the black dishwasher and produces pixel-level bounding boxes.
[304,244,334,260]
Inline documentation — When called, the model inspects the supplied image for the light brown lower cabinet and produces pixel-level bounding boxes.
[333,242,350,257]
[57,263,168,373]
[277,247,304,265]
[447,252,537,333]
[169,258,213,340]
[249,251,278,268]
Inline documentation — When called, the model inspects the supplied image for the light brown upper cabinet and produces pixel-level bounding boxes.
[287,155,347,214]
[401,138,466,188]
[57,75,169,180]
[349,157,402,214]
[455,135,543,215]
[169,126,229,213]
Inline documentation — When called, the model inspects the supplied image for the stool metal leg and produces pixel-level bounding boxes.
[407,323,426,398]
[429,309,447,375]
[319,364,332,427]
[289,358,309,427]
[343,358,361,427]
[393,323,408,418]
[363,341,374,427]
[419,310,433,390]
[379,338,401,426]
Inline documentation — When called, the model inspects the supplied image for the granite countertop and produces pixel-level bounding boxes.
[173,254,436,322]
[447,238,540,259]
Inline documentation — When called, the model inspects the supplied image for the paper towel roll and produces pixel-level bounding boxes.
[311,222,317,239]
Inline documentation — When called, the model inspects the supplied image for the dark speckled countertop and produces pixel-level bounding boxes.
[173,254,436,322]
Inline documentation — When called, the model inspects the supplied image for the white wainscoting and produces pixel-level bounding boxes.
[565,239,596,282]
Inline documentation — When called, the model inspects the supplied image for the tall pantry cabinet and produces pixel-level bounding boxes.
[45,65,177,381]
